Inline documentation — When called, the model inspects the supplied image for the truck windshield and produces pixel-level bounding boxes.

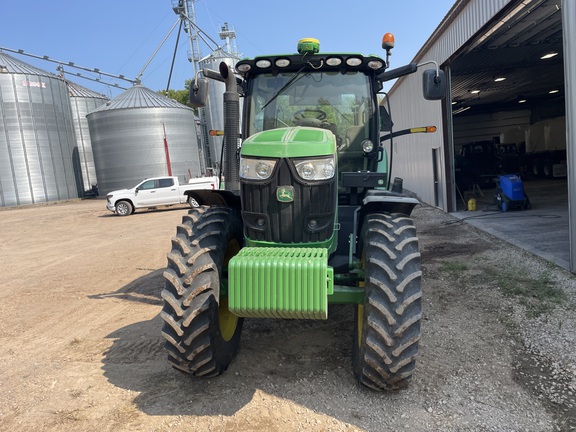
[245,71,375,152]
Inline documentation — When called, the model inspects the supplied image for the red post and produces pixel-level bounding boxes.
[162,123,172,176]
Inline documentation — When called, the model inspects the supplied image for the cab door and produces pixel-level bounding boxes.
[134,179,159,206]
[154,178,180,205]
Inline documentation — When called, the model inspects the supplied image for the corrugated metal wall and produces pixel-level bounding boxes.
[68,81,108,194]
[387,0,510,209]
[562,0,576,271]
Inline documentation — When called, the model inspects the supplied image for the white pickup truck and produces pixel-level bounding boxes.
[106,176,219,216]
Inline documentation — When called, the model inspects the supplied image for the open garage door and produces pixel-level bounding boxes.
[446,0,570,270]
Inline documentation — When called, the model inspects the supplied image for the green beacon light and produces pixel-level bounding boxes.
[297,38,320,55]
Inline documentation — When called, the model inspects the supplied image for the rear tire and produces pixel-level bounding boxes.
[188,196,200,208]
[161,206,244,377]
[353,213,422,391]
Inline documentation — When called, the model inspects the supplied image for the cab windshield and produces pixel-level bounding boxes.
[245,71,375,168]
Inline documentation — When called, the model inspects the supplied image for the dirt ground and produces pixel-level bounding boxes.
[1,199,575,432]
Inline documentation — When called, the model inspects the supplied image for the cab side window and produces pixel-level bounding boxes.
[140,180,156,190]
[158,178,174,188]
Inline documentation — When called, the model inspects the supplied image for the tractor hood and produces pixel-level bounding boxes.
[241,126,336,159]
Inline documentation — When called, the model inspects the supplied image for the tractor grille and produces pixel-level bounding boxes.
[241,158,336,244]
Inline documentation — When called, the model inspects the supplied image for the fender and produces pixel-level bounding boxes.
[362,190,420,216]
[184,189,241,209]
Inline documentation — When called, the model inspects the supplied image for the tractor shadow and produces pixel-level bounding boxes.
[98,270,406,426]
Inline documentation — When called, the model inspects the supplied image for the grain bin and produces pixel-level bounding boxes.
[199,48,240,170]
[0,52,79,207]
[87,85,201,194]
[67,81,108,195]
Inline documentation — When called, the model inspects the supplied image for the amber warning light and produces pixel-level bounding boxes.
[382,33,395,50]
[209,130,224,136]
[410,126,437,134]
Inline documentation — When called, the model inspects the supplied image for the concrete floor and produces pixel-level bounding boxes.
[450,178,570,270]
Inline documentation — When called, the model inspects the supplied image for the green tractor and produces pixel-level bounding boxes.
[161,35,446,391]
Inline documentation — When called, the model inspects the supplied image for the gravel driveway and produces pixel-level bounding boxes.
[0,199,574,431]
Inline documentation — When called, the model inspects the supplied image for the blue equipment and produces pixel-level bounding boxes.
[494,174,531,212]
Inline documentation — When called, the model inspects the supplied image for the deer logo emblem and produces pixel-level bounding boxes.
[276,186,294,203]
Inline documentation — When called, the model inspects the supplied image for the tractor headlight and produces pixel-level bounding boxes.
[362,139,375,153]
[294,156,335,181]
[240,157,277,180]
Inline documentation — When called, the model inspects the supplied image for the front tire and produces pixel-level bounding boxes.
[353,213,422,391]
[161,206,244,377]
[115,200,133,216]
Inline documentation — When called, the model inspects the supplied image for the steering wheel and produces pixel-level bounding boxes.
[293,109,327,121]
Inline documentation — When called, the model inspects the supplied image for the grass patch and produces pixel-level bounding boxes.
[489,268,570,318]
[440,261,468,273]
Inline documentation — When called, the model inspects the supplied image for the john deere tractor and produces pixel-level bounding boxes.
[161,35,446,391]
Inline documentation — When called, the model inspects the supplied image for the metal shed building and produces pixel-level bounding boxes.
[388,0,575,271]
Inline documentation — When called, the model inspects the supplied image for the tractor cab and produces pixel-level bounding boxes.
[237,38,383,182]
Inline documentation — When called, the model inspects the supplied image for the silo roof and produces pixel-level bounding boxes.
[67,80,108,99]
[0,51,59,78]
[200,48,239,62]
[89,85,192,113]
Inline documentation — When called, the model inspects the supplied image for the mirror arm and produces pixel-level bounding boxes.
[201,67,243,86]
[377,63,417,82]
[417,60,440,80]
[201,68,226,83]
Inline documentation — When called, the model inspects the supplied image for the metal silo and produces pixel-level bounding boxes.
[67,81,108,195]
[0,52,80,207]
[199,48,240,171]
[87,85,201,195]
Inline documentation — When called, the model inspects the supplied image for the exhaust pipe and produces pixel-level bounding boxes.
[219,62,240,193]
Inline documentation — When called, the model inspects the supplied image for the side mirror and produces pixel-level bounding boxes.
[189,77,209,108]
[422,69,446,100]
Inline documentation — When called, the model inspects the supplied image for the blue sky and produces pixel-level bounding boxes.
[1,0,455,98]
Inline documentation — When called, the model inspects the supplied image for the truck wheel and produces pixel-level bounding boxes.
[188,196,200,208]
[353,213,422,391]
[115,200,133,216]
[161,206,244,377]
